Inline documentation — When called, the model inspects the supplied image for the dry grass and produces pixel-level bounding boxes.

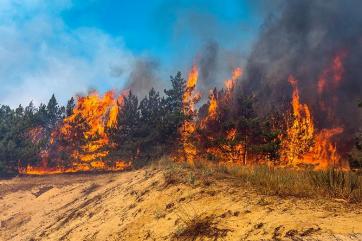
[157,157,362,203]
[221,165,362,203]
[172,209,230,241]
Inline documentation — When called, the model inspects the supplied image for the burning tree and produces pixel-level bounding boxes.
[178,65,200,165]
[192,68,280,166]
[280,76,347,169]
[0,59,357,175]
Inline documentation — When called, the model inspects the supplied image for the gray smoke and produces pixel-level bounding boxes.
[196,40,245,102]
[126,57,161,98]
[241,0,362,141]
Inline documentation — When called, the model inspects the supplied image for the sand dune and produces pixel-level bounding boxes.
[0,167,361,241]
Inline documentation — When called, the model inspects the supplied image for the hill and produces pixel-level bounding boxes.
[0,163,361,241]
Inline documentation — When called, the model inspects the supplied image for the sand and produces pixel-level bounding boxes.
[0,167,361,241]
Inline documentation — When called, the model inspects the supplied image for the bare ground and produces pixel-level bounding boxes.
[0,167,361,241]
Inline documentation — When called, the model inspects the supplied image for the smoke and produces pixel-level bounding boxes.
[241,0,362,138]
[125,57,160,98]
[197,41,219,96]
[192,40,245,102]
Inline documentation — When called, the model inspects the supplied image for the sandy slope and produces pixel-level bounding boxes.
[0,167,361,241]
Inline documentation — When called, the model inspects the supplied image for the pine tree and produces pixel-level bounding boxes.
[107,91,141,165]
[56,113,91,166]
[66,97,75,117]
[0,104,40,175]
[46,94,64,130]
[138,88,163,161]
[232,95,281,164]
[160,72,187,151]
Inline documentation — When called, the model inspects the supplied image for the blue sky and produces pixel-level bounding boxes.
[0,0,266,107]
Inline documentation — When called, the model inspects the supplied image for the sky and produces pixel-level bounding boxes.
[0,0,267,107]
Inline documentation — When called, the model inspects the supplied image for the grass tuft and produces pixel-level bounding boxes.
[173,212,230,241]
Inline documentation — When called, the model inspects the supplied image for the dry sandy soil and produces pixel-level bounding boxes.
[0,166,362,241]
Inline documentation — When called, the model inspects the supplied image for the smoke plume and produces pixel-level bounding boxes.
[241,0,362,140]
[126,57,161,98]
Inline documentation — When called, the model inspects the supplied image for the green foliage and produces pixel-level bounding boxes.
[198,93,281,163]
[0,94,66,176]
[107,91,141,165]
[161,72,187,145]
[107,73,187,168]
[0,104,40,175]
[66,97,75,117]
[54,113,91,166]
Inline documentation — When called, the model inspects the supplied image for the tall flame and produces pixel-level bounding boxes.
[60,91,119,162]
[207,91,217,121]
[200,67,245,164]
[281,76,347,169]
[19,90,130,175]
[180,65,200,165]
[225,67,243,92]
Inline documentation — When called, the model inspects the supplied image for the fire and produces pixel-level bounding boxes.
[199,67,245,164]
[18,55,351,175]
[18,161,130,175]
[207,90,218,121]
[204,67,243,123]
[317,51,347,95]
[318,52,346,94]
[60,90,119,163]
[19,90,129,175]
[179,65,200,165]
[225,67,243,92]
[317,51,347,119]
[281,76,347,169]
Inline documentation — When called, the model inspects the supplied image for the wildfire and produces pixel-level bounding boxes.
[281,76,347,169]
[179,65,200,165]
[204,67,243,123]
[225,67,243,92]
[60,91,119,162]
[18,57,351,175]
[317,51,347,120]
[199,67,246,164]
[19,90,129,175]
[207,90,218,121]
[18,161,130,175]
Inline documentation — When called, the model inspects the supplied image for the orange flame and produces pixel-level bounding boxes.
[225,67,243,91]
[20,90,130,175]
[317,51,347,121]
[207,91,217,121]
[60,90,119,162]
[18,160,130,175]
[179,65,200,165]
[281,76,347,169]
[200,67,245,164]
[317,52,346,94]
